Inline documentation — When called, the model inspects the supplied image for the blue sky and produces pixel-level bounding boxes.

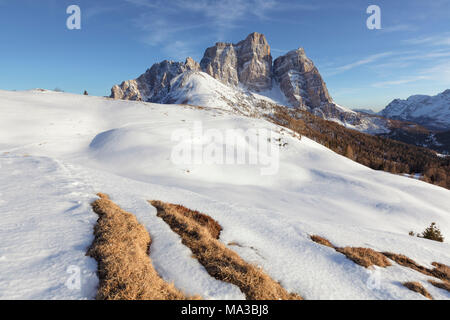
[0,0,449,110]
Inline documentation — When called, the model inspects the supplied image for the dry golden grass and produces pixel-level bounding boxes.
[165,203,223,239]
[430,262,450,282]
[336,247,392,268]
[310,235,335,248]
[149,200,302,300]
[88,193,193,300]
[428,280,450,293]
[403,282,433,300]
[310,235,449,296]
[382,252,450,282]
[310,235,390,268]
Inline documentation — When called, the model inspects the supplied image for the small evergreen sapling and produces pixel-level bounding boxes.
[419,222,444,242]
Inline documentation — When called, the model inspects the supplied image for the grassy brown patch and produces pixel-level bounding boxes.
[310,235,390,268]
[336,247,392,268]
[149,200,302,300]
[88,193,193,300]
[310,235,335,248]
[309,234,449,296]
[382,252,450,282]
[403,282,433,299]
[165,203,223,239]
[428,280,450,293]
[430,262,450,282]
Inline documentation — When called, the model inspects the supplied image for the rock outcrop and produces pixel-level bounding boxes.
[200,42,239,87]
[200,32,272,91]
[273,48,331,110]
[111,57,200,101]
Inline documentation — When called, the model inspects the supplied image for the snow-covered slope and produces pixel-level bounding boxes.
[161,71,283,115]
[0,89,449,300]
[380,89,450,130]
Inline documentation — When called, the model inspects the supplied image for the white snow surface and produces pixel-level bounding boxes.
[163,71,281,116]
[0,89,449,300]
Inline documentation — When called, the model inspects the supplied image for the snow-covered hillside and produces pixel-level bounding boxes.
[161,70,288,115]
[0,89,449,300]
[380,89,450,130]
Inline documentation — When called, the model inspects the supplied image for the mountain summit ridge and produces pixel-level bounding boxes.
[379,89,450,131]
[110,32,379,131]
[200,32,273,92]
[111,33,331,109]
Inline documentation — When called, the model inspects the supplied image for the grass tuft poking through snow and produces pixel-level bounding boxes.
[428,280,450,293]
[335,247,391,268]
[88,193,195,300]
[150,200,302,300]
[310,235,335,248]
[382,253,450,282]
[310,235,391,268]
[403,282,433,300]
[430,262,450,282]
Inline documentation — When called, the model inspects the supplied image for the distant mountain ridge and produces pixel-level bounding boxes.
[352,108,376,115]
[379,89,450,131]
[111,32,383,131]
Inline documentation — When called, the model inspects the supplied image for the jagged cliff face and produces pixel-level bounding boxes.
[110,32,364,126]
[200,42,239,87]
[111,58,200,102]
[273,48,332,110]
[200,32,272,91]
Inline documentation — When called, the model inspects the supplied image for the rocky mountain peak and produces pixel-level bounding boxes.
[273,47,332,110]
[110,32,356,124]
[184,57,200,70]
[111,58,200,102]
[200,32,272,91]
[236,32,270,49]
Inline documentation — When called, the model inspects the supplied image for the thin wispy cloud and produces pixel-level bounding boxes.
[380,24,418,33]
[371,76,429,88]
[128,0,280,32]
[325,52,395,76]
[135,13,205,46]
[125,0,317,59]
[404,33,450,46]
[370,54,450,88]
[424,60,450,84]
[372,49,450,69]
[125,0,159,8]
[185,0,275,27]
[84,5,124,20]
[126,0,279,59]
